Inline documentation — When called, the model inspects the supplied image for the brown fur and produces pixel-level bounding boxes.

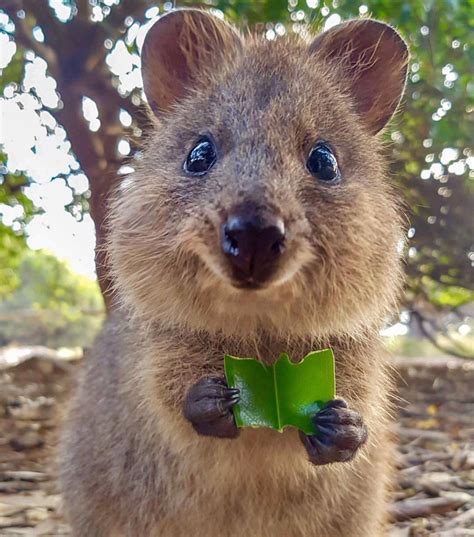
[60,10,408,537]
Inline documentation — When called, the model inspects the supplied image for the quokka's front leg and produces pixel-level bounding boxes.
[184,376,241,438]
[300,399,368,465]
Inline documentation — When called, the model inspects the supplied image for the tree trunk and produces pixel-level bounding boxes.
[2,0,152,310]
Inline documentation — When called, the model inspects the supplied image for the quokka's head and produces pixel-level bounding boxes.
[108,9,409,338]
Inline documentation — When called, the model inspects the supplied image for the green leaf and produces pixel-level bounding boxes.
[224,349,336,434]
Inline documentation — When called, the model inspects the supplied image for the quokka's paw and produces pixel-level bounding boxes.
[299,399,368,465]
[184,376,240,439]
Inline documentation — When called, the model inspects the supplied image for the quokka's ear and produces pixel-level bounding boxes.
[310,19,409,134]
[141,9,242,116]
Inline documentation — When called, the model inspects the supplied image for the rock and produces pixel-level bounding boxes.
[419,472,468,494]
[439,491,474,505]
[0,481,38,493]
[390,496,469,521]
[25,506,49,524]
[396,427,451,443]
[9,432,44,451]
[0,513,29,528]
[441,507,474,530]
[30,518,58,534]
[389,527,411,537]
[0,449,24,464]
[6,397,55,422]
[0,494,60,510]
[0,346,82,371]
[0,471,48,482]
[432,530,474,537]
[0,504,23,517]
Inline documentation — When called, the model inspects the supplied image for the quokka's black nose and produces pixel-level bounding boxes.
[221,212,285,285]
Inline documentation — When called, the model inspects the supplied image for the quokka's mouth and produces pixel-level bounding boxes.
[230,279,266,291]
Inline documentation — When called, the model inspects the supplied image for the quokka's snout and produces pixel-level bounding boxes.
[221,202,286,288]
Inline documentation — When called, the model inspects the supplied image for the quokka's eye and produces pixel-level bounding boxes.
[184,136,217,176]
[306,143,341,183]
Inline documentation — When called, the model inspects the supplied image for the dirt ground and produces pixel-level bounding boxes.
[0,350,473,536]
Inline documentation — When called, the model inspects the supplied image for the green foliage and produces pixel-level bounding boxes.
[0,150,36,298]
[0,223,25,298]
[0,44,23,93]
[422,279,474,308]
[0,249,104,347]
[0,40,30,256]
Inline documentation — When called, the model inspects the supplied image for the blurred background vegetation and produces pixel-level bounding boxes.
[0,0,472,357]
[0,249,103,347]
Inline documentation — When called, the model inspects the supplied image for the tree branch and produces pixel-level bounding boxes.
[22,0,62,47]
[106,0,152,29]
[0,0,58,73]
[412,309,473,359]
[76,0,90,21]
